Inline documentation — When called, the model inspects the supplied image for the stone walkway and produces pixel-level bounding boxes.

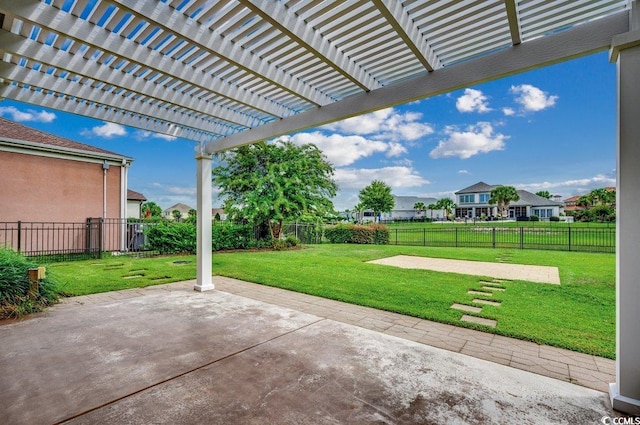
[61,277,615,394]
[368,255,561,284]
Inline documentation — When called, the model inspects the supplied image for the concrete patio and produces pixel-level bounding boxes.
[0,277,621,424]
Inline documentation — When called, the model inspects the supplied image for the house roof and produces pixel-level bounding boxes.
[511,190,564,207]
[0,117,130,160]
[164,203,194,214]
[564,195,582,203]
[455,182,496,195]
[127,190,147,202]
[393,195,439,211]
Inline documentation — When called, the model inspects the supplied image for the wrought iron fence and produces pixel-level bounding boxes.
[386,226,615,253]
[0,218,155,262]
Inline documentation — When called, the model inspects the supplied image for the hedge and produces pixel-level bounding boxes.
[324,223,390,245]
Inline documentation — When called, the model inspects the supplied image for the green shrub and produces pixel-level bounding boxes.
[550,216,560,222]
[0,248,58,319]
[324,224,389,245]
[145,221,197,254]
[530,215,540,222]
[212,223,255,251]
[325,224,353,243]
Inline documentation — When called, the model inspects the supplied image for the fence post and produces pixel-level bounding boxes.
[98,218,104,259]
[519,227,523,249]
[455,227,458,247]
[423,228,426,246]
[568,226,572,252]
[492,227,496,248]
[395,228,398,245]
[17,221,22,253]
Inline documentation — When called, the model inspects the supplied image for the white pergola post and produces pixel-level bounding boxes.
[194,152,214,292]
[609,1,640,414]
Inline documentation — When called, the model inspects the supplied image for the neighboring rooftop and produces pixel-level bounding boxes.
[455,182,496,194]
[163,203,194,214]
[393,195,439,211]
[0,117,129,159]
[127,190,147,202]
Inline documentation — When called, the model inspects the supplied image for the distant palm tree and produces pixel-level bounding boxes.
[488,186,520,219]
[428,203,437,220]
[413,201,426,219]
[436,198,456,221]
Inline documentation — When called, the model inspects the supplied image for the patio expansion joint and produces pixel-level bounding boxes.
[50,315,327,425]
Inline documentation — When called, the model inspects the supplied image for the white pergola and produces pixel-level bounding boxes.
[0,0,638,414]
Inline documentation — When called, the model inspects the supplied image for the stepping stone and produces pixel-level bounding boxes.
[468,290,493,296]
[451,303,482,313]
[482,286,505,292]
[472,299,501,306]
[123,275,143,279]
[492,279,511,283]
[479,281,503,287]
[461,315,497,328]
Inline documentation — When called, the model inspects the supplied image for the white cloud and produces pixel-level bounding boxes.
[82,122,127,138]
[456,88,491,113]
[502,107,515,116]
[429,122,508,159]
[334,166,430,190]
[321,108,434,142]
[286,132,394,166]
[458,169,470,175]
[135,130,178,141]
[0,106,56,123]
[513,174,616,195]
[510,84,558,112]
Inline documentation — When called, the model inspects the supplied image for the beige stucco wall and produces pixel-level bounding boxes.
[0,150,122,223]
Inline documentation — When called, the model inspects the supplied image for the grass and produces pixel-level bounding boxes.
[47,245,615,358]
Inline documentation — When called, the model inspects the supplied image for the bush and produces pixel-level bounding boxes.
[212,223,255,251]
[324,223,389,245]
[529,215,540,222]
[145,221,197,254]
[0,248,58,319]
[550,216,560,222]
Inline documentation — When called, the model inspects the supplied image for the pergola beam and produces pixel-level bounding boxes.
[505,0,522,46]
[239,0,381,92]
[372,0,442,71]
[206,10,629,153]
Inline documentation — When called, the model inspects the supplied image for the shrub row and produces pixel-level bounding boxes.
[324,224,390,245]
[144,222,299,254]
[0,248,58,319]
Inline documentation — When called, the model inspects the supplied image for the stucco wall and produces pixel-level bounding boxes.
[0,151,122,223]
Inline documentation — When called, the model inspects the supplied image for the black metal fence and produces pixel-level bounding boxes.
[386,226,615,253]
[0,218,153,262]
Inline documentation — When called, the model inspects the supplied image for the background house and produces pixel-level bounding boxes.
[0,117,132,223]
[162,203,194,220]
[381,195,445,221]
[455,182,564,220]
[126,190,147,219]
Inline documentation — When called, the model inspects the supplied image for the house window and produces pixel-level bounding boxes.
[479,193,490,203]
[459,194,475,203]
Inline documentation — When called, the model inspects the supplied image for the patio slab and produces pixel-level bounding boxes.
[367,255,561,284]
[0,280,618,424]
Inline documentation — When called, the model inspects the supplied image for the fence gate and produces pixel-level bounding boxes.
[85,218,103,259]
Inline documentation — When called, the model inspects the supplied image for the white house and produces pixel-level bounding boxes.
[162,203,194,220]
[126,190,147,219]
[454,182,564,220]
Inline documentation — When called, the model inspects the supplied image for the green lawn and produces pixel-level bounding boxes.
[48,244,615,358]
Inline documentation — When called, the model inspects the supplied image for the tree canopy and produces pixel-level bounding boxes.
[413,202,426,217]
[489,185,520,218]
[535,190,552,199]
[141,201,162,219]
[359,180,394,222]
[212,140,337,239]
[435,198,456,220]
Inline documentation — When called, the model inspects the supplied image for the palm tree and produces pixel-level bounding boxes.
[436,198,456,221]
[413,201,426,220]
[488,185,520,219]
[427,203,437,220]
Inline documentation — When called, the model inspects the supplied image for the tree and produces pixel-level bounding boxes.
[413,201,426,219]
[535,190,552,199]
[488,185,520,218]
[172,210,182,221]
[427,203,437,220]
[353,203,365,223]
[141,201,162,219]
[359,180,394,222]
[436,198,456,221]
[185,208,197,225]
[213,140,337,239]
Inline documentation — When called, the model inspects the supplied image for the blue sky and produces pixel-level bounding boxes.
[1,51,616,211]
